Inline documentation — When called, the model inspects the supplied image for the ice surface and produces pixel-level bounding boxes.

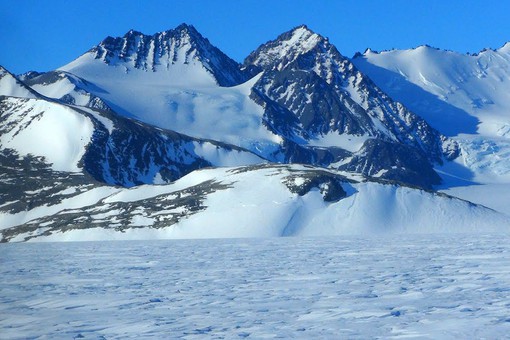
[1,235,510,339]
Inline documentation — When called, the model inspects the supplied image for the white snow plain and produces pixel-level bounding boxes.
[1,235,510,339]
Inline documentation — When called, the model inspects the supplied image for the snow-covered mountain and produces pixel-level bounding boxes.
[21,24,456,189]
[353,44,510,212]
[245,26,457,187]
[36,26,283,161]
[86,23,249,86]
[0,94,262,186]
[1,24,509,241]
[2,163,508,242]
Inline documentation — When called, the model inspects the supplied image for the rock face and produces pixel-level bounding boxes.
[245,26,457,187]
[89,23,249,87]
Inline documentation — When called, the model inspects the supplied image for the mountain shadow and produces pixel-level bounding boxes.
[352,58,480,137]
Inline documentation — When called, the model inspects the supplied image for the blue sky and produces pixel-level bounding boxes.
[2,0,510,74]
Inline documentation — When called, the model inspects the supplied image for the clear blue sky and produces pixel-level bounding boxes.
[2,0,510,74]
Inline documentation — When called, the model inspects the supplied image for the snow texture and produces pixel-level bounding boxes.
[1,235,510,339]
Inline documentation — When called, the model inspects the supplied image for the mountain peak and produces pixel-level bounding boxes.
[244,24,327,71]
[174,23,198,35]
[288,24,317,41]
[90,24,209,67]
[62,24,249,87]
[499,41,510,53]
[123,29,143,38]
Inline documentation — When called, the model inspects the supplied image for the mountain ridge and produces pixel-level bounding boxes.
[73,23,250,87]
[1,23,508,241]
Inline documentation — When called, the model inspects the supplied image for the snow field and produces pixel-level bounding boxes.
[1,235,510,339]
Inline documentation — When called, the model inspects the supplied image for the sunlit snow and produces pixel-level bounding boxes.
[0,98,94,172]
[1,236,510,338]
[354,45,510,214]
[59,54,282,154]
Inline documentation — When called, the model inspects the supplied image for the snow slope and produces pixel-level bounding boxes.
[353,45,510,138]
[0,97,94,172]
[2,164,508,242]
[58,53,283,155]
[22,71,113,111]
[0,66,39,99]
[353,45,510,210]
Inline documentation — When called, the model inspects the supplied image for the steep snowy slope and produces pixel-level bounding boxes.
[0,94,263,186]
[0,66,39,99]
[1,164,508,242]
[0,97,95,172]
[353,44,510,212]
[353,44,510,137]
[22,70,112,111]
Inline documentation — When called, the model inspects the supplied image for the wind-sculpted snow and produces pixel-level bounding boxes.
[1,164,508,242]
[2,235,510,338]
